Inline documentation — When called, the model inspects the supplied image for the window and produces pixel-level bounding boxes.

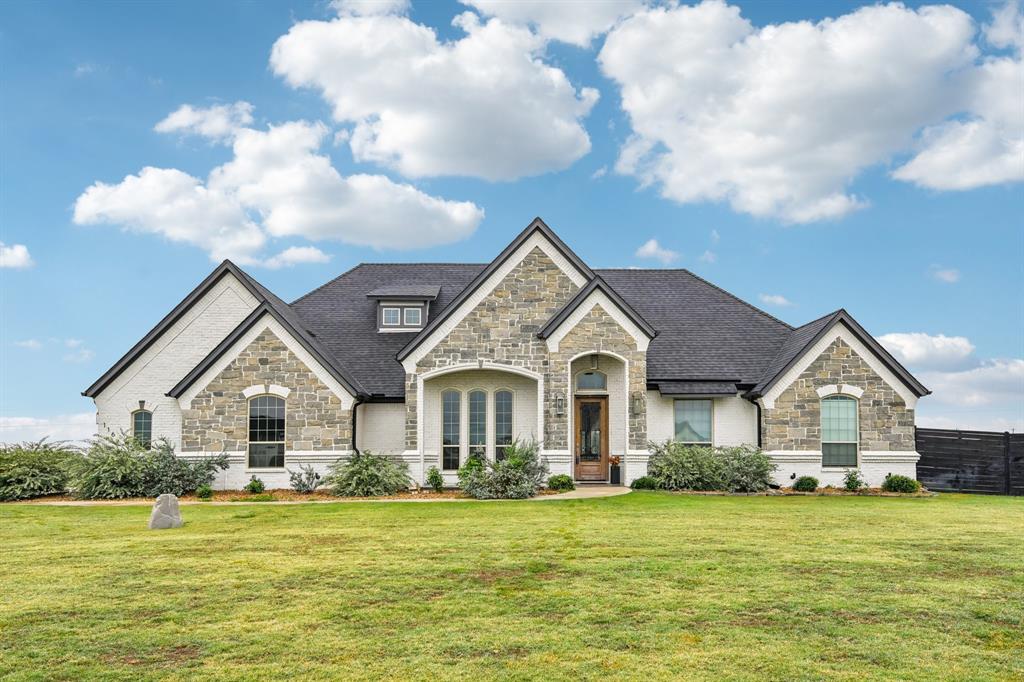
[248,395,285,468]
[442,389,461,470]
[132,410,152,448]
[821,395,858,467]
[468,390,486,459]
[674,399,712,444]
[404,307,422,326]
[382,307,401,326]
[576,371,607,392]
[495,390,513,461]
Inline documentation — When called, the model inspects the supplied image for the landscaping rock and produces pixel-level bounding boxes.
[148,494,183,529]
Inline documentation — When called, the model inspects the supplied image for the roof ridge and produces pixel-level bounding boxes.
[290,262,367,306]
[675,269,794,330]
[754,310,842,388]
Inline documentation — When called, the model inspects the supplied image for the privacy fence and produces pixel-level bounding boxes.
[915,428,1024,495]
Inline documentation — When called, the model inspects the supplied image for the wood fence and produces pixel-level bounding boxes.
[915,428,1024,495]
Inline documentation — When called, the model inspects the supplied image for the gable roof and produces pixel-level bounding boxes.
[395,217,594,362]
[748,309,930,399]
[83,260,272,398]
[537,275,657,341]
[366,285,441,300]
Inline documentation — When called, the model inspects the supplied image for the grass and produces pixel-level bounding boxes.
[1,493,1022,681]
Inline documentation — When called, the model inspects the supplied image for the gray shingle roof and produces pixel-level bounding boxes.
[656,381,739,396]
[366,285,441,300]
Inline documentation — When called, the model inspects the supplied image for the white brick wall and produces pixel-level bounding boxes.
[767,451,918,488]
[357,403,406,454]
[646,392,758,447]
[93,274,260,449]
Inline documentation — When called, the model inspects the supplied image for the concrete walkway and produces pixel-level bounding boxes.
[533,486,631,501]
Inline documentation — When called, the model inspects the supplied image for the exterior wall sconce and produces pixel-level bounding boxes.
[631,391,644,416]
[554,393,565,416]
[590,354,600,370]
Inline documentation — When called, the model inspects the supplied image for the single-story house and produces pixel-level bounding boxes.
[84,218,929,489]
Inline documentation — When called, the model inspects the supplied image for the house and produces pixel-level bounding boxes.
[83,218,929,489]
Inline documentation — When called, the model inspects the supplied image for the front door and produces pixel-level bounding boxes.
[575,397,608,481]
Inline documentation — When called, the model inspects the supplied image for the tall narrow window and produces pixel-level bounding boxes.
[674,399,712,445]
[132,410,152,448]
[494,390,513,461]
[468,390,486,459]
[249,395,285,468]
[821,395,858,467]
[442,389,461,470]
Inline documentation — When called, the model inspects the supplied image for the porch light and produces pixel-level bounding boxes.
[631,391,644,416]
[555,392,565,416]
[590,354,599,370]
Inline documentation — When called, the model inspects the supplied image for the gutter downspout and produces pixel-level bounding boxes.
[351,397,365,455]
[754,398,763,449]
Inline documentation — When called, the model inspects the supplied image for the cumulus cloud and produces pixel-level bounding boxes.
[154,101,255,142]
[920,359,1024,408]
[879,332,976,370]
[699,250,717,263]
[758,294,793,307]
[270,6,597,181]
[74,108,484,264]
[635,238,678,264]
[929,265,961,283]
[0,413,96,445]
[461,0,644,47]
[0,242,33,269]
[262,246,331,269]
[599,1,1020,222]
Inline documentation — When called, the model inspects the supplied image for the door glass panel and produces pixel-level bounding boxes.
[580,402,601,462]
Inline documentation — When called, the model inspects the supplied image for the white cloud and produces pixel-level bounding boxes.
[758,293,793,307]
[930,265,961,283]
[710,229,720,243]
[635,238,678,264]
[63,338,94,363]
[74,63,102,77]
[263,246,331,269]
[154,101,255,142]
[0,242,33,269]
[74,113,484,263]
[0,413,96,445]
[64,339,83,348]
[270,7,597,181]
[878,332,975,370]
[985,0,1023,51]
[461,0,644,47]
[591,166,608,179]
[699,250,717,263]
[14,339,42,350]
[331,0,409,16]
[920,359,1024,408]
[599,1,1013,222]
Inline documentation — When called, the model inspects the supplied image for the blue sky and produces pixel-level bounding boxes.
[1,0,1021,441]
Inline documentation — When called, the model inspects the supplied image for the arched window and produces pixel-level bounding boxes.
[821,395,858,467]
[132,409,152,448]
[576,371,607,392]
[442,389,461,470]
[494,390,514,461]
[248,395,285,468]
[468,390,486,459]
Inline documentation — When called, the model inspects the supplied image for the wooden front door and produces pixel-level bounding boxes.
[575,397,608,481]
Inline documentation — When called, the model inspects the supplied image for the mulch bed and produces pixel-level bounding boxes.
[668,487,935,497]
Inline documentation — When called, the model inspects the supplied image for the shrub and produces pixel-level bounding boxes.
[647,442,724,491]
[792,476,819,492]
[426,466,444,493]
[717,445,776,492]
[196,484,214,500]
[457,440,548,499]
[326,451,410,497]
[843,468,866,492]
[630,475,658,490]
[547,474,575,492]
[146,444,230,497]
[288,464,321,493]
[244,476,266,494]
[881,474,921,493]
[0,439,80,501]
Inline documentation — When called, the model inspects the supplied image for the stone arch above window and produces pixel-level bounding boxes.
[815,384,864,399]
[242,383,291,400]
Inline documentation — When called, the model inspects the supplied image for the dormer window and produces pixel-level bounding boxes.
[368,284,439,332]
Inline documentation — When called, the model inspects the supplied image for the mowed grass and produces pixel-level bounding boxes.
[1,493,1022,681]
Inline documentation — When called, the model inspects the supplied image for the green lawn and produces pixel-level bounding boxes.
[1,493,1022,681]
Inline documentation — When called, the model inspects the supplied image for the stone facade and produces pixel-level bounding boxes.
[763,338,915,452]
[182,329,351,452]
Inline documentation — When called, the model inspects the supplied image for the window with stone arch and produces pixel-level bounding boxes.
[248,395,285,468]
[821,394,858,467]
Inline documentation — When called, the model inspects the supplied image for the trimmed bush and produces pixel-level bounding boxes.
[326,451,411,497]
[630,475,658,490]
[426,466,444,493]
[196,484,214,500]
[881,474,921,493]
[717,445,776,492]
[72,433,228,499]
[647,442,776,492]
[457,440,548,499]
[244,476,266,494]
[843,468,866,492]
[0,439,80,501]
[288,464,321,493]
[793,476,819,492]
[547,474,575,492]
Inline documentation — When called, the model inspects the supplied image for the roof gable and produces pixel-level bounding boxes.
[538,276,657,347]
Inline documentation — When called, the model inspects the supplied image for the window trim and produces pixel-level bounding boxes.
[468,389,487,460]
[441,388,462,471]
[131,409,153,448]
[493,388,515,461]
[247,394,286,470]
[403,307,422,326]
[820,394,859,468]
[381,306,402,327]
[574,369,608,394]
[673,398,714,446]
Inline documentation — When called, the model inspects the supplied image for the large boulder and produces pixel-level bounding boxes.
[148,493,183,530]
